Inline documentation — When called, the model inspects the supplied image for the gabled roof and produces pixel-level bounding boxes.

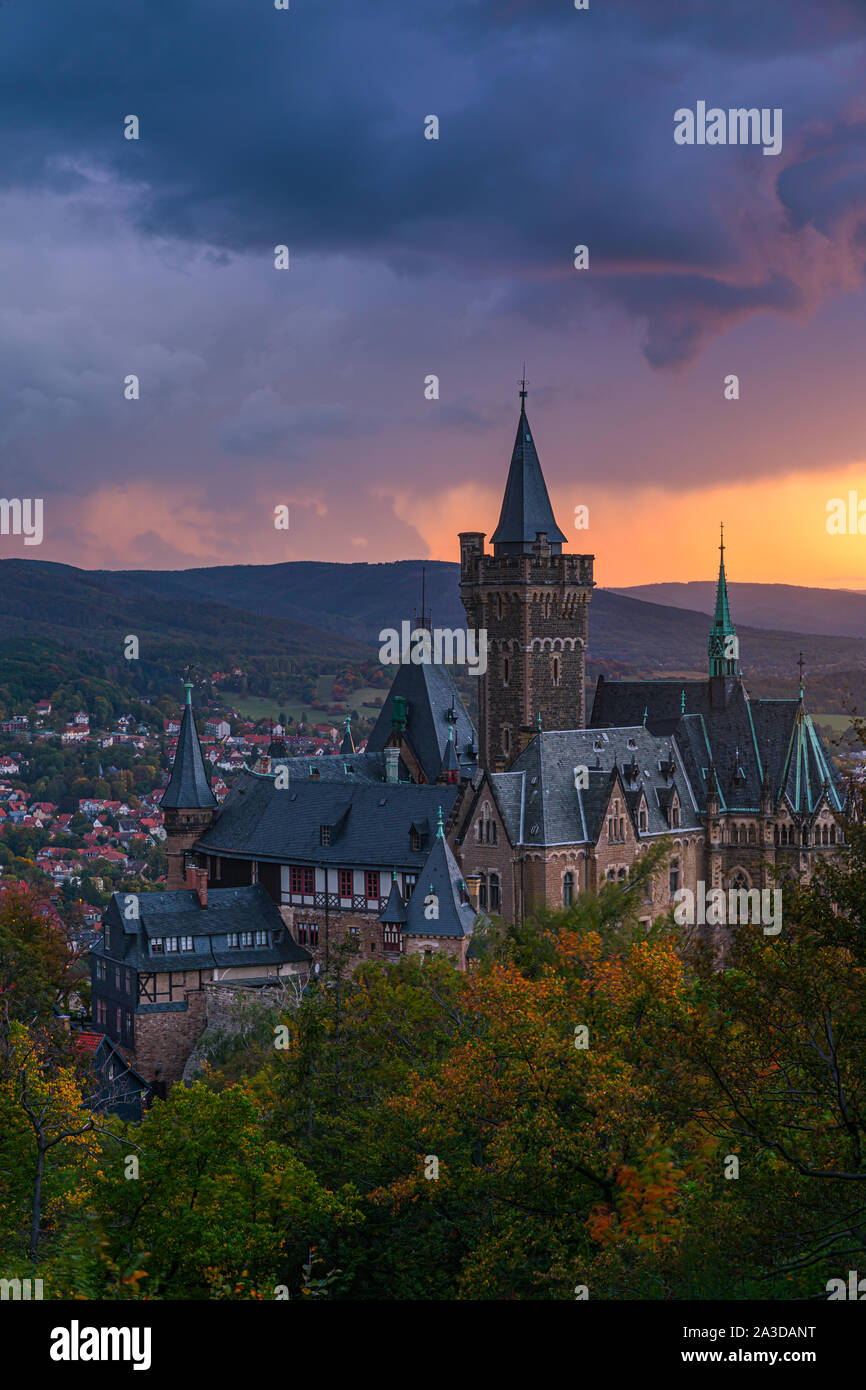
[366,661,477,783]
[489,400,567,555]
[499,726,701,846]
[96,884,311,970]
[404,817,477,938]
[196,770,460,869]
[590,675,844,816]
[161,683,216,811]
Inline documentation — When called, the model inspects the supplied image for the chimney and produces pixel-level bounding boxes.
[257,754,271,775]
[194,867,208,907]
[464,874,481,910]
[384,747,400,785]
[185,864,197,891]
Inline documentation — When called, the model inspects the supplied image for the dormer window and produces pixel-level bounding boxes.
[639,805,647,832]
[150,938,164,954]
[320,825,331,846]
[411,828,421,852]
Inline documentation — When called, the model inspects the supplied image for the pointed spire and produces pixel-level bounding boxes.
[162,673,216,809]
[378,869,408,926]
[340,714,355,755]
[490,380,567,556]
[436,805,445,838]
[708,523,740,678]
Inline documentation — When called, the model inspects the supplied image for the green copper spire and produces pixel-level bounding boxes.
[708,523,740,678]
[436,805,444,839]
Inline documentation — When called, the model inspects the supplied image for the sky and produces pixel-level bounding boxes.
[1,0,866,588]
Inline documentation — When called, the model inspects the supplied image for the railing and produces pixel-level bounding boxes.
[283,892,389,914]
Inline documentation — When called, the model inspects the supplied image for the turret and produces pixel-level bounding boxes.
[162,674,216,888]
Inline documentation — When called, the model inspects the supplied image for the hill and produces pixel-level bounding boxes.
[612,582,866,639]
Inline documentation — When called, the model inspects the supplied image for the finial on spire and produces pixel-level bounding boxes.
[183,664,195,706]
[720,520,725,556]
[519,363,528,404]
[537,710,542,731]
[680,689,686,714]
[436,805,444,839]
[642,706,648,726]
[797,651,805,700]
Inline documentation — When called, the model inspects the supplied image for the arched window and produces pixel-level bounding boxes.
[552,656,560,687]
[489,873,501,912]
[830,824,837,844]
[748,823,756,844]
[503,655,510,686]
[563,872,574,907]
[669,859,680,896]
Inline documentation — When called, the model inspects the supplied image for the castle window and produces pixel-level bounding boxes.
[365,870,380,900]
[639,807,647,832]
[503,727,511,756]
[298,922,319,948]
[411,828,421,851]
[671,801,680,829]
[552,657,560,687]
[165,937,178,953]
[95,998,106,1025]
[227,932,239,948]
[320,825,331,846]
[563,872,574,907]
[150,938,164,954]
[503,656,510,686]
[403,872,417,903]
[489,874,501,912]
[96,959,106,982]
[339,869,353,899]
[479,874,488,911]
[240,932,253,948]
[180,936,193,952]
[669,861,680,897]
[830,825,837,844]
[254,930,268,947]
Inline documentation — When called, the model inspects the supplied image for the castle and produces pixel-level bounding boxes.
[91,388,849,1083]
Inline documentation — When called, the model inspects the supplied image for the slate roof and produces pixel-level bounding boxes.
[489,401,567,555]
[590,675,844,817]
[270,751,389,783]
[94,884,311,971]
[86,1035,151,1122]
[489,726,701,847]
[404,826,477,938]
[365,660,477,783]
[378,873,408,924]
[161,688,216,810]
[196,769,461,869]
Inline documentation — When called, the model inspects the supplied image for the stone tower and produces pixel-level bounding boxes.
[161,676,217,888]
[459,385,594,772]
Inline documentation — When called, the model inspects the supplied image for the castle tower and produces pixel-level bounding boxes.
[161,676,217,888]
[459,382,594,772]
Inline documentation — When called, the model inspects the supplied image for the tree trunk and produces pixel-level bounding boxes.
[30,1143,45,1263]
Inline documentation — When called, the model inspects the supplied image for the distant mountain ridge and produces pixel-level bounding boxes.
[612,582,866,639]
[0,558,864,712]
